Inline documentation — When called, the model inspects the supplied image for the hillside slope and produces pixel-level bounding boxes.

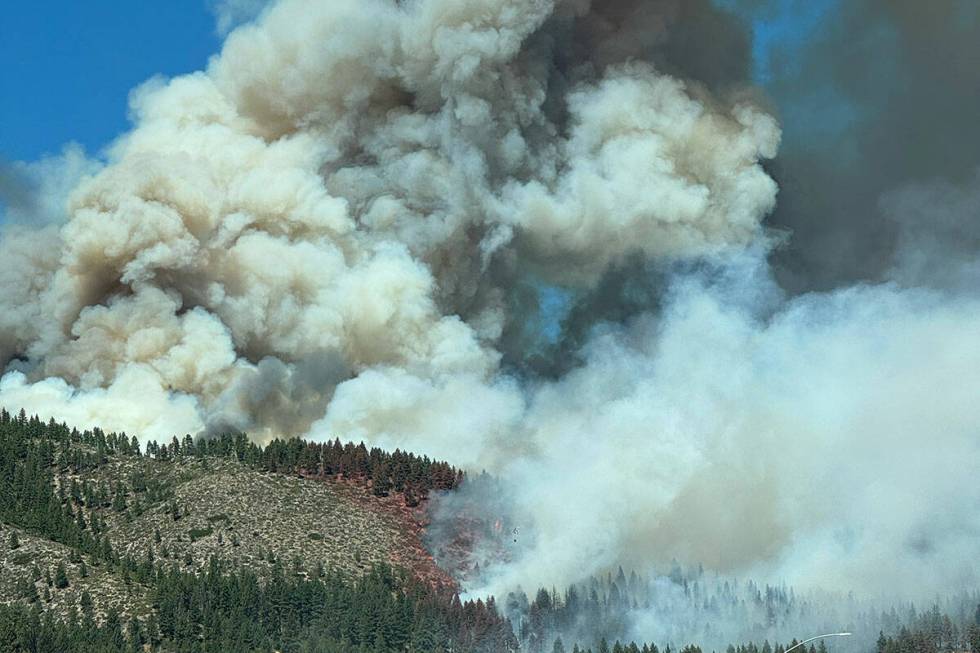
[90,456,456,589]
[0,410,459,628]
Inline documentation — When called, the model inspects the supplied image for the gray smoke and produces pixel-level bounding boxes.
[1,0,978,616]
[754,0,980,291]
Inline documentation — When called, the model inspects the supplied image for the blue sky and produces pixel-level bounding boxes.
[736,0,837,84]
[0,2,223,162]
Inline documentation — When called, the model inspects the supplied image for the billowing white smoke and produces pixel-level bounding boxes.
[427,262,980,599]
[335,246,980,600]
[1,0,976,605]
[0,0,777,441]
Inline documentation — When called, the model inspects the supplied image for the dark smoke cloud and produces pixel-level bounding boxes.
[562,0,980,300]
[757,0,980,291]
[880,170,980,291]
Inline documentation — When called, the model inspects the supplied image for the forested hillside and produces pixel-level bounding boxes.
[1,409,978,653]
[0,409,513,652]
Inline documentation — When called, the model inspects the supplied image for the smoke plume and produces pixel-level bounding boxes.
[1,0,978,622]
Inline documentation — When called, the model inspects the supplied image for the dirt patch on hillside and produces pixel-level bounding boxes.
[301,473,458,590]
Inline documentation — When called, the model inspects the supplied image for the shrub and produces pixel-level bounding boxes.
[188,527,213,542]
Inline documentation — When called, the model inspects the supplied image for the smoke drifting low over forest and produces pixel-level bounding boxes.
[1,0,978,639]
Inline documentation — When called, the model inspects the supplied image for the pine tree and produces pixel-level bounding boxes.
[128,616,144,653]
[79,590,94,616]
[969,606,980,653]
[372,460,393,496]
[54,562,70,589]
[8,530,19,550]
[112,483,127,512]
[105,609,125,650]
[24,580,40,603]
